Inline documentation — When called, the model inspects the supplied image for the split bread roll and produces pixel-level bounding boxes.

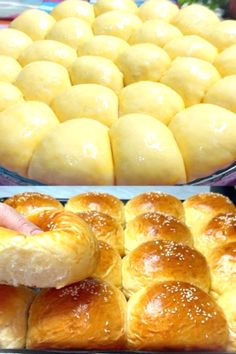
[110,114,186,185]
[28,119,114,185]
[215,44,236,77]
[27,278,126,349]
[0,82,23,113]
[169,104,236,182]
[0,210,98,288]
[127,281,229,350]
[122,240,210,298]
[205,20,236,51]
[51,0,95,24]
[0,29,32,59]
[0,55,22,83]
[138,0,179,23]
[94,0,138,16]
[0,285,35,349]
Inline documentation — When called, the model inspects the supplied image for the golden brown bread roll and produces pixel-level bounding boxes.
[125,212,192,253]
[138,0,179,23]
[0,29,32,59]
[66,192,125,225]
[51,0,95,24]
[122,240,210,298]
[77,211,124,255]
[0,285,35,349]
[0,210,98,288]
[127,281,229,350]
[93,241,122,288]
[27,278,126,349]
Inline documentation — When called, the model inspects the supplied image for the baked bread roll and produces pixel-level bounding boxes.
[110,114,186,185]
[125,191,185,222]
[18,40,77,68]
[0,285,35,349]
[0,55,22,83]
[0,29,32,59]
[69,56,123,94]
[94,0,138,16]
[65,192,125,225]
[116,43,171,85]
[93,241,122,288]
[138,0,179,23]
[0,101,59,177]
[0,210,98,288]
[122,240,210,298]
[28,119,114,185]
[51,84,118,127]
[169,104,236,182]
[92,11,142,41]
[51,0,95,24]
[0,82,23,113]
[205,20,236,51]
[215,44,236,77]
[119,81,184,125]
[10,9,55,40]
[127,281,229,350]
[76,211,124,255]
[183,193,236,239]
[27,278,126,349]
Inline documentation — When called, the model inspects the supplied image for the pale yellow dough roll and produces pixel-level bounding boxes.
[205,20,236,51]
[138,0,179,23]
[51,0,95,24]
[0,56,22,83]
[94,0,138,16]
[0,29,32,59]
[0,82,23,112]
[215,44,236,77]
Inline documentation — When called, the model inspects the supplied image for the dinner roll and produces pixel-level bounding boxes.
[0,56,22,83]
[10,9,55,40]
[204,75,236,113]
[215,45,236,77]
[116,43,171,85]
[77,35,129,62]
[65,192,125,225]
[0,29,32,59]
[51,84,118,127]
[0,101,59,177]
[69,56,123,94]
[46,17,93,50]
[0,210,98,288]
[93,241,122,288]
[161,57,220,107]
[0,285,35,349]
[125,191,185,222]
[169,104,236,182]
[125,212,192,253]
[27,278,126,349]
[76,211,124,255]
[94,0,138,16]
[28,119,114,185]
[127,281,228,350]
[93,11,142,41]
[205,20,236,51]
[183,192,236,239]
[123,240,210,297]
[129,20,183,48]
[0,82,23,113]
[110,114,186,185]
[164,35,218,63]
[138,0,179,23]
[51,0,95,24]
[119,81,184,125]
[18,40,77,68]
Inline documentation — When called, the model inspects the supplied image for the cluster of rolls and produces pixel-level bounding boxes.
[0,190,235,351]
[0,0,236,185]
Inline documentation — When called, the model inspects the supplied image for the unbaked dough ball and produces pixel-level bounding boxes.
[129,20,183,48]
[215,44,236,77]
[0,101,59,176]
[0,82,23,112]
[46,17,93,50]
[15,61,71,105]
[28,118,114,185]
[0,29,32,59]
[51,84,118,127]
[78,35,129,62]
[138,0,179,22]
[94,0,138,16]
[10,9,55,40]
[205,20,236,51]
[116,43,171,85]
[93,11,142,41]
[164,35,218,63]
[0,56,22,83]
[18,40,77,68]
[119,81,184,125]
[110,114,186,185]
[51,0,95,24]
[169,104,236,182]
[173,4,220,38]
[161,57,220,107]
[69,56,123,94]
[204,76,236,114]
